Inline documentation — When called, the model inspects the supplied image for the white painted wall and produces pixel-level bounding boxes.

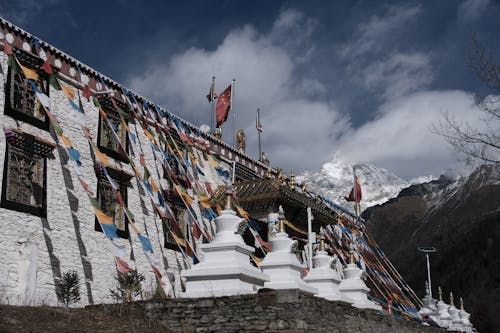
[0,53,226,306]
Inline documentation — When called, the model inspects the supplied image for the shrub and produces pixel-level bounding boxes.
[57,270,81,307]
[110,269,145,303]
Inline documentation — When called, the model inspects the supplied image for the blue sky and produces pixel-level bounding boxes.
[1,0,499,178]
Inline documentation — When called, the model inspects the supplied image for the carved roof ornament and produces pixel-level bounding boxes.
[236,129,245,153]
[261,151,270,165]
[301,181,307,192]
[213,127,222,140]
[265,167,273,179]
[289,170,296,188]
[277,168,284,182]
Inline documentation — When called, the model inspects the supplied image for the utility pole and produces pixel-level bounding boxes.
[418,247,436,298]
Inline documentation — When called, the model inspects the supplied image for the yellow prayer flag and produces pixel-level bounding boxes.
[208,156,218,167]
[198,195,212,209]
[171,232,186,247]
[216,204,222,215]
[61,85,76,100]
[99,107,107,119]
[121,118,130,132]
[20,65,39,81]
[236,205,250,220]
[151,179,159,193]
[94,150,109,167]
[94,208,113,224]
[60,134,73,147]
[129,222,140,234]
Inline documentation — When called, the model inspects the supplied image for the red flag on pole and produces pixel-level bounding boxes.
[216,84,232,127]
[345,177,362,202]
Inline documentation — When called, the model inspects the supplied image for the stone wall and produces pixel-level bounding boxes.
[94,290,442,333]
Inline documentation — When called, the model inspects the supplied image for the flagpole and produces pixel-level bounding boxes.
[211,76,215,132]
[257,108,262,161]
[353,166,360,216]
[231,78,236,146]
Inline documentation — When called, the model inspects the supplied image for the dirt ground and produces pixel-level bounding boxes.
[0,304,173,333]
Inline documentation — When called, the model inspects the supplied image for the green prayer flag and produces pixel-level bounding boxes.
[7,55,18,73]
[143,166,150,181]
[93,96,101,108]
[49,73,61,90]
[88,195,101,210]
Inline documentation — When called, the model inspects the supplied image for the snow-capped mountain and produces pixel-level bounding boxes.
[297,157,434,212]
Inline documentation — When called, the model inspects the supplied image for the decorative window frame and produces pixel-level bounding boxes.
[0,129,55,217]
[94,166,133,239]
[4,49,50,130]
[96,96,130,163]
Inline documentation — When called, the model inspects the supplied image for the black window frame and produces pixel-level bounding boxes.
[4,49,50,130]
[94,167,131,239]
[0,134,51,217]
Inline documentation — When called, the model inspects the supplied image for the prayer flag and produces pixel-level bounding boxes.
[41,60,52,74]
[138,234,153,252]
[216,84,231,127]
[206,80,217,102]
[345,177,362,202]
[82,85,92,100]
[94,150,110,167]
[20,65,38,81]
[62,85,76,100]
[115,256,131,273]
[3,42,13,55]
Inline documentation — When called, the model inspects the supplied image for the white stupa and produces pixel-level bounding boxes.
[303,227,345,301]
[436,287,451,328]
[458,297,473,333]
[338,245,381,310]
[260,207,318,295]
[448,292,463,331]
[418,281,438,323]
[181,186,269,297]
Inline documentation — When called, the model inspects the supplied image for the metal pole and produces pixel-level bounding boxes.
[307,207,313,270]
[211,76,215,131]
[257,108,262,160]
[426,253,432,298]
[231,79,235,146]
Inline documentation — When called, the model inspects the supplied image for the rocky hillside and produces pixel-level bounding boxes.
[362,163,500,333]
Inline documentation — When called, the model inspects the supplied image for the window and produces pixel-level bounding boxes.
[4,49,49,130]
[94,167,132,239]
[96,96,130,163]
[1,129,54,216]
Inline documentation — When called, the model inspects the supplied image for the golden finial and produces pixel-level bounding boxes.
[213,127,222,140]
[289,170,296,188]
[449,292,454,306]
[438,287,443,301]
[460,297,464,310]
[236,129,246,153]
[319,226,325,251]
[261,152,270,165]
[301,181,307,192]
[277,168,284,181]
[224,184,234,210]
[265,167,273,179]
[278,206,286,233]
[348,243,355,264]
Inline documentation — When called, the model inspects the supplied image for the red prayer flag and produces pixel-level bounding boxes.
[216,84,232,127]
[3,42,12,55]
[41,60,52,74]
[345,177,362,202]
[115,256,131,273]
[82,85,92,101]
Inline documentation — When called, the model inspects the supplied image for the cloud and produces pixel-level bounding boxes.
[0,0,62,25]
[358,52,433,100]
[128,8,483,179]
[128,9,346,171]
[458,0,489,22]
[338,3,422,58]
[335,90,486,178]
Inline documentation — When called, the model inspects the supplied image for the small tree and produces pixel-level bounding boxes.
[57,270,81,307]
[110,269,145,303]
[435,34,500,163]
